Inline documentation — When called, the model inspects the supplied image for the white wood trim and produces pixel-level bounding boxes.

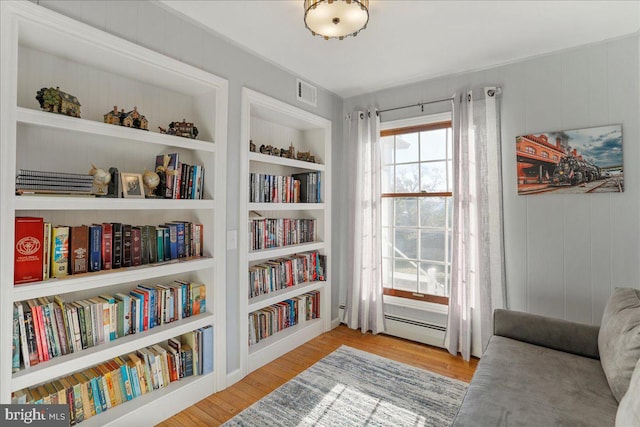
[248,242,326,262]
[249,152,325,171]
[12,257,215,302]
[248,202,325,211]
[15,196,215,211]
[240,88,331,378]
[248,281,329,312]
[380,111,452,130]
[17,107,217,151]
[1,1,229,411]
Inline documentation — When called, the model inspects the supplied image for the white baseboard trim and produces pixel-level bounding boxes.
[226,368,242,387]
[331,317,341,329]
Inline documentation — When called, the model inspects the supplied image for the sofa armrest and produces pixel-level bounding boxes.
[493,309,600,359]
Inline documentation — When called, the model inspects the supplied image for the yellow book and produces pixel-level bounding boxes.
[50,226,70,278]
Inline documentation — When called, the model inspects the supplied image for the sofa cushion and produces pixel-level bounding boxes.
[598,287,640,402]
[616,357,640,427]
[453,336,618,427]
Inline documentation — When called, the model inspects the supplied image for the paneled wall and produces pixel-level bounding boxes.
[343,34,640,326]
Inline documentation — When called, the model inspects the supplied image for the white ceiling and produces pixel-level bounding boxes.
[160,1,640,98]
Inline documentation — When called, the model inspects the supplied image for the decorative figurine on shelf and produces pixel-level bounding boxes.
[142,169,161,198]
[282,142,295,159]
[122,106,148,130]
[88,163,111,195]
[249,140,256,152]
[103,105,148,130]
[160,119,198,139]
[297,151,315,163]
[36,86,81,118]
[271,147,281,156]
[259,144,274,155]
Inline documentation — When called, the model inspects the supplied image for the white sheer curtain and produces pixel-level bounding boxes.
[344,110,385,334]
[446,87,506,360]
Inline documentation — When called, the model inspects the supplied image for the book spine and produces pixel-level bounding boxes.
[122,224,132,267]
[111,223,122,269]
[43,222,51,280]
[88,225,102,272]
[140,225,149,265]
[70,225,89,275]
[101,223,112,270]
[132,226,142,266]
[14,217,45,284]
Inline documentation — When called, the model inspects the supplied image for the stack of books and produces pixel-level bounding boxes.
[16,169,94,195]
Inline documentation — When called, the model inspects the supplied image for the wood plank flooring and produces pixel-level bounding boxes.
[157,325,478,427]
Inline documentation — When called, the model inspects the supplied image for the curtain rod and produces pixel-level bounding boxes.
[378,96,454,114]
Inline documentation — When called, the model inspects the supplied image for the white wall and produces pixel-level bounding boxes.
[37,0,344,376]
[343,33,640,327]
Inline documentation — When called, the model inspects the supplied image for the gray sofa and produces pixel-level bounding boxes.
[453,287,640,427]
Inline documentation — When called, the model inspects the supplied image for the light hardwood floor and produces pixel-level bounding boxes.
[157,325,478,427]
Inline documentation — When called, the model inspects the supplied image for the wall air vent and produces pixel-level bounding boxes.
[297,78,317,107]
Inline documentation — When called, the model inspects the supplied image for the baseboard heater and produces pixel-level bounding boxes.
[338,306,447,348]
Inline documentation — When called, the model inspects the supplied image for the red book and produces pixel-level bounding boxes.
[101,223,113,270]
[132,227,142,266]
[14,217,44,284]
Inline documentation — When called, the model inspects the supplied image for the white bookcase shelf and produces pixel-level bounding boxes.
[0,2,228,423]
[11,312,214,392]
[240,88,332,376]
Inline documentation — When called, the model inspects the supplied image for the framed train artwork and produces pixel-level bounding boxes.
[516,124,623,195]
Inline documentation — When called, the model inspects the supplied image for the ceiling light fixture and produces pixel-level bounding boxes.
[304,0,369,40]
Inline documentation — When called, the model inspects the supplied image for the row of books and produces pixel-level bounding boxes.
[15,217,204,284]
[249,171,321,203]
[249,217,316,251]
[12,280,206,371]
[16,169,94,195]
[248,290,320,346]
[155,153,205,199]
[11,328,213,425]
[248,251,327,299]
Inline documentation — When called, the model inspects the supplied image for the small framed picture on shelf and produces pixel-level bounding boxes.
[121,172,144,198]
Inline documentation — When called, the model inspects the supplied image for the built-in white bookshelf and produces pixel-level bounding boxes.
[0,2,227,425]
[239,88,332,375]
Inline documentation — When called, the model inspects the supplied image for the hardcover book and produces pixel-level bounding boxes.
[111,223,123,269]
[51,226,70,278]
[88,225,102,272]
[122,224,132,268]
[70,225,89,275]
[43,222,51,280]
[132,227,142,266]
[15,217,44,284]
[100,223,113,270]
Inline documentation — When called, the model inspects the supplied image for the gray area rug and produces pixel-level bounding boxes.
[223,345,468,426]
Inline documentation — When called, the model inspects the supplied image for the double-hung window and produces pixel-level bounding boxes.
[380,114,453,305]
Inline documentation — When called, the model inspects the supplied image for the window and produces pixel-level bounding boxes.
[380,115,452,305]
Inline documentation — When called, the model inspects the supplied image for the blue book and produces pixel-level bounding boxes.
[130,365,142,397]
[90,377,103,414]
[120,364,133,401]
[156,227,164,262]
[201,325,213,375]
[129,291,144,333]
[172,222,186,258]
[88,225,102,272]
[165,223,178,260]
[163,227,171,261]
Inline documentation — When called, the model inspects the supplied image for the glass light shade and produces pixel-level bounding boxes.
[304,0,369,40]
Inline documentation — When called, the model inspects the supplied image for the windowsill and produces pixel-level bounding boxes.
[383,295,449,315]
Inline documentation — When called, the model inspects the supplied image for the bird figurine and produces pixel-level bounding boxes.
[89,163,111,195]
[142,169,160,197]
